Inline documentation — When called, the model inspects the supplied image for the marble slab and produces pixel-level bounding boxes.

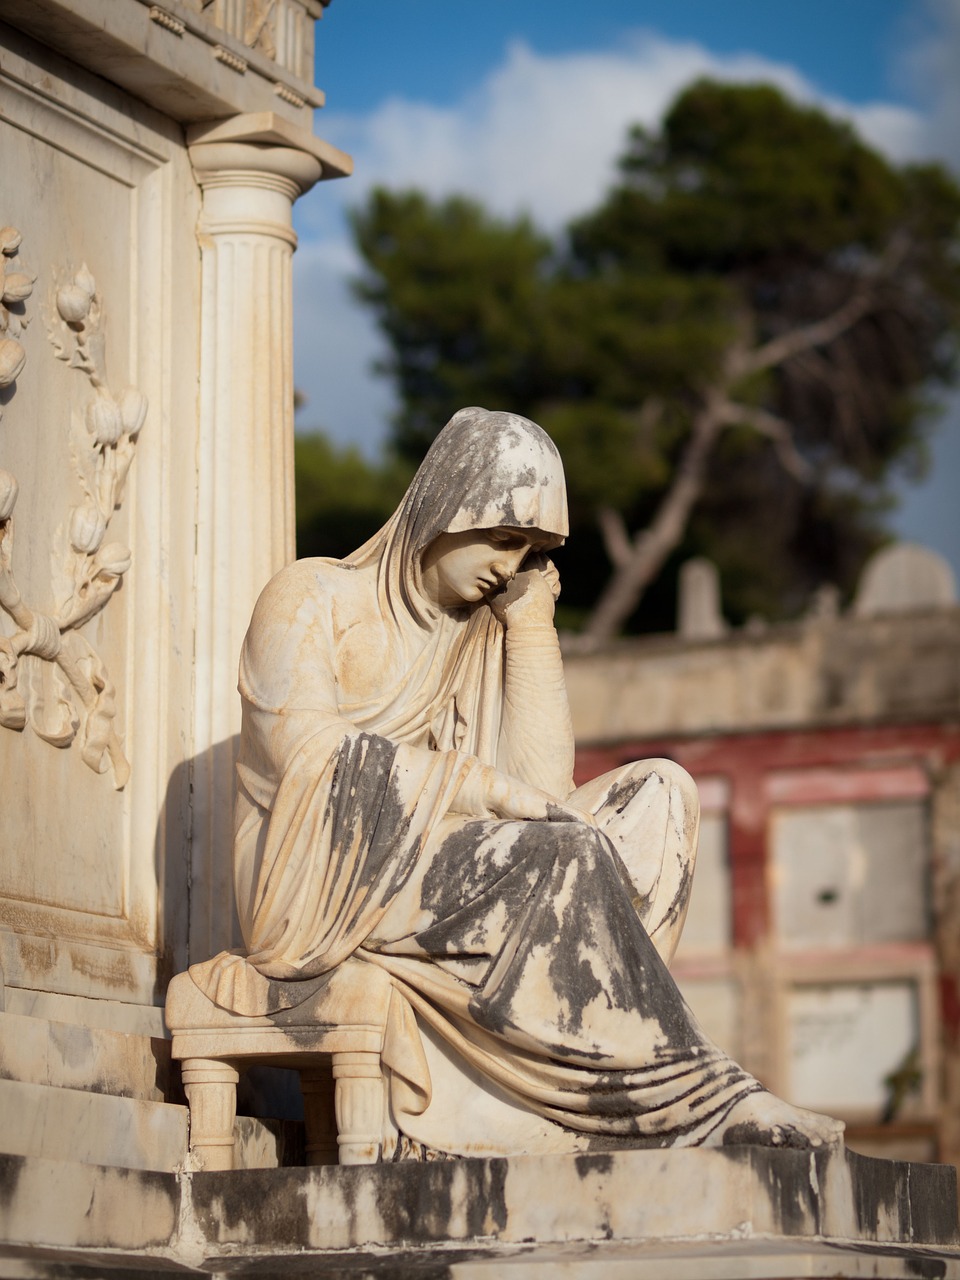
[1,1146,957,1278]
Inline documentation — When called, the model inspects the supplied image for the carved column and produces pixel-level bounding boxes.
[187,136,322,959]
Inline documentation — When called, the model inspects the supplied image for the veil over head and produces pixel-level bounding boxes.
[348,408,568,627]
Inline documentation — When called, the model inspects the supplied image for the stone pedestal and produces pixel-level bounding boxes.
[1,1147,957,1278]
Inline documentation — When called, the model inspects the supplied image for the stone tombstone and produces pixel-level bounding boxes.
[854,541,958,617]
[0,1,349,1019]
[677,556,727,639]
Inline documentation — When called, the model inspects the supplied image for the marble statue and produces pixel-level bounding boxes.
[188,406,844,1160]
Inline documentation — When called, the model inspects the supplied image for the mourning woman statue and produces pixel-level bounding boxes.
[189,407,843,1159]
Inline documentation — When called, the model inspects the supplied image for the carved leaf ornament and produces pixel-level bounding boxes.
[0,228,145,788]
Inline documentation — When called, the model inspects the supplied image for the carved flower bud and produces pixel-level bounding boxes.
[69,503,107,554]
[0,470,18,520]
[95,543,132,579]
[117,387,147,439]
[0,227,22,256]
[56,284,91,324]
[0,337,25,387]
[1,272,33,304]
[75,265,96,299]
[86,393,122,446]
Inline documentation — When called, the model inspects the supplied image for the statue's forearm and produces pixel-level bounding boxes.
[499,619,575,798]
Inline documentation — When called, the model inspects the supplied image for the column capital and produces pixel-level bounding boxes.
[187,110,351,186]
[189,140,323,206]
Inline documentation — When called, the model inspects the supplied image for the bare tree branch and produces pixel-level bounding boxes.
[596,505,632,568]
[735,234,910,378]
[736,287,878,377]
[719,401,815,482]
[582,396,726,644]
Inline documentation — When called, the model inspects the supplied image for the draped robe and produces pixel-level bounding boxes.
[189,409,759,1157]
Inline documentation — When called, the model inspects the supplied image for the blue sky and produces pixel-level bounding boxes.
[292,0,960,582]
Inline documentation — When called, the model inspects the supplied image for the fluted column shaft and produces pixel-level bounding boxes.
[188,140,321,958]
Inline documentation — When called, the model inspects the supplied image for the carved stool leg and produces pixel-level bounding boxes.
[181,1057,239,1171]
[300,1066,338,1166]
[331,1050,383,1165]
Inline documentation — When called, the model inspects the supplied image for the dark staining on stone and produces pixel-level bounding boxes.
[330,1158,509,1245]
[574,1152,614,1180]
[823,1241,950,1277]
[0,1154,25,1208]
[399,410,566,557]
[189,1168,314,1245]
[545,802,577,822]
[847,1148,960,1249]
[904,1159,960,1245]
[849,1149,910,1240]
[599,775,647,816]
[903,1256,949,1279]
[748,1145,819,1236]
[325,733,420,909]
[410,809,751,1129]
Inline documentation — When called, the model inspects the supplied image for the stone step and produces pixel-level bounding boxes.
[0,1009,173,1102]
[0,1078,188,1172]
[0,1079,302,1173]
[0,1009,309,1122]
[3,987,167,1038]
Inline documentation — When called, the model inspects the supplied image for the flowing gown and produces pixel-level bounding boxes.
[189,546,759,1158]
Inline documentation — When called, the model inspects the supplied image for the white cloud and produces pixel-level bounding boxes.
[897,0,960,169]
[292,239,395,453]
[293,27,939,458]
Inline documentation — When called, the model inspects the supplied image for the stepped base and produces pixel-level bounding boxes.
[0,1145,957,1278]
[0,1011,303,1173]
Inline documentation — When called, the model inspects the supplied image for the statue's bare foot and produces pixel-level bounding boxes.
[706,1090,845,1151]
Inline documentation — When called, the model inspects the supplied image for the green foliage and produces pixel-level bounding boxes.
[295,431,412,560]
[582,81,906,273]
[352,191,556,459]
[348,79,960,631]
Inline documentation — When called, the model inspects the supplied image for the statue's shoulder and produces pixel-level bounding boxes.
[245,557,366,647]
[253,556,357,610]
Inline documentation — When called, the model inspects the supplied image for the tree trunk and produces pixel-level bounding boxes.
[581,402,723,645]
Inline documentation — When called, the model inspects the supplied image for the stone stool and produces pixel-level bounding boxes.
[165,959,393,1170]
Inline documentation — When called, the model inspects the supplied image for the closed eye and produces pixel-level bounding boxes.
[487,530,530,551]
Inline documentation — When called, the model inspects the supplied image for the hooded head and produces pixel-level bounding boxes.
[348,408,568,625]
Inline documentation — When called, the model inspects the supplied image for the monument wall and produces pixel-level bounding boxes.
[0,0,350,1201]
[0,23,203,1013]
[0,2,349,1025]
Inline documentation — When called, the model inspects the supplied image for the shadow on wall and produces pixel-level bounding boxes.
[155,735,304,1123]
[156,734,243,993]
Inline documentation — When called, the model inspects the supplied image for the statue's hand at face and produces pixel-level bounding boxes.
[421,527,557,621]
[487,553,559,627]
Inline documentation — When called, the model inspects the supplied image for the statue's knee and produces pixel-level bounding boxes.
[549,821,606,874]
[645,758,699,817]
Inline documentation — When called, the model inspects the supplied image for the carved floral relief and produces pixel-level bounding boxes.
[0,230,145,789]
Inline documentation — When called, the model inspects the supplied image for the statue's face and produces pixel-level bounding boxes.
[421,527,547,608]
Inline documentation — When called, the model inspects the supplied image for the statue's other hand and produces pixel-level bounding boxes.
[488,554,559,627]
[487,770,596,826]
[455,760,594,825]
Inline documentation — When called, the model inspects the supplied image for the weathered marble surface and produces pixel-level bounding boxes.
[174,408,843,1164]
[1,1147,957,1277]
